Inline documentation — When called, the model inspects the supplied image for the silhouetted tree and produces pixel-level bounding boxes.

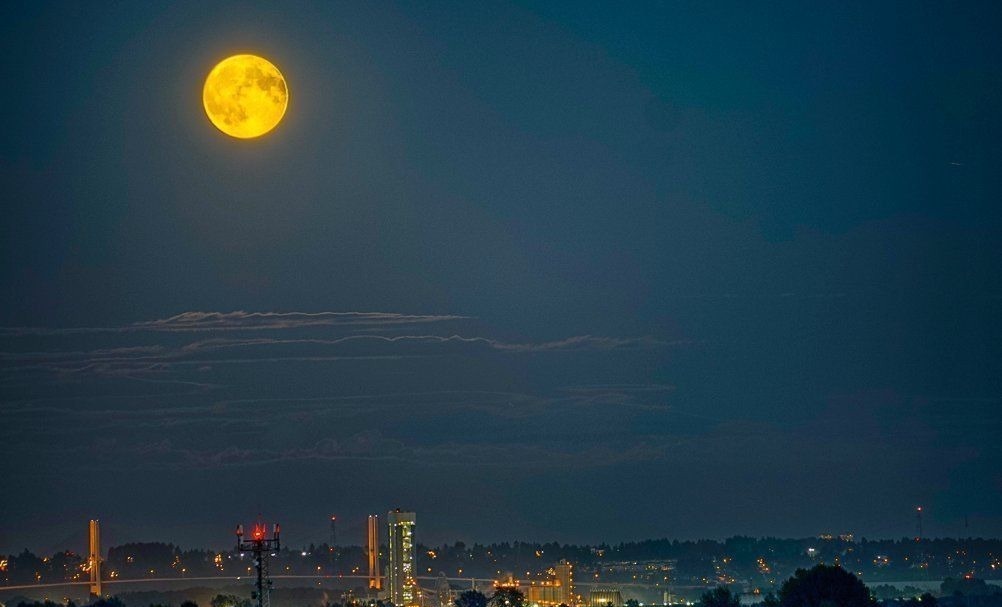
[699,587,741,607]
[869,586,901,601]
[941,577,1000,597]
[180,601,199,607]
[489,588,525,607]
[778,565,872,607]
[455,591,488,607]
[625,599,641,607]
[210,595,249,607]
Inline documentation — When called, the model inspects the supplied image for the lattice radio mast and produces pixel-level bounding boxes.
[236,520,281,607]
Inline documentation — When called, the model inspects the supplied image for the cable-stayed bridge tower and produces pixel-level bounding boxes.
[88,520,102,598]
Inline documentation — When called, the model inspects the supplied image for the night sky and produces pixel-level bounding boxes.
[2,1,1001,553]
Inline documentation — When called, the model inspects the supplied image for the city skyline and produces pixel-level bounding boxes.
[4,521,1000,598]
[0,510,976,559]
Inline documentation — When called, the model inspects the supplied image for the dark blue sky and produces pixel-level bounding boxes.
[2,1,1001,553]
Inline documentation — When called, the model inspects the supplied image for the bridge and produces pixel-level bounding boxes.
[0,575,703,594]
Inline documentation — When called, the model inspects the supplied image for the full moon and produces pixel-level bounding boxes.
[203,54,288,139]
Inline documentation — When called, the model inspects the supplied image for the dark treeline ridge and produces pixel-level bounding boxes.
[3,536,1001,589]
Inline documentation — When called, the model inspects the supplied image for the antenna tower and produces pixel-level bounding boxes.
[236,520,281,607]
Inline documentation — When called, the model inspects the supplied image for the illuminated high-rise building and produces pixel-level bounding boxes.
[368,514,382,590]
[527,581,564,606]
[525,560,575,607]
[387,509,417,606]
[555,560,574,605]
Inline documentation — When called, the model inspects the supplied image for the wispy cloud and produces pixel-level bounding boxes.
[133,310,469,332]
[177,334,673,354]
[1,311,686,448]
[0,329,674,377]
[1,384,675,426]
[492,335,682,352]
[0,310,467,336]
[80,431,679,471]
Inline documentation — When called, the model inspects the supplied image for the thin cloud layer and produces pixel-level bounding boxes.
[133,310,470,331]
[0,312,674,385]
[0,310,468,336]
[1,310,686,479]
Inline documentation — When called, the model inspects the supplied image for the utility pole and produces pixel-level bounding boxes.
[236,520,281,607]
[914,506,926,574]
[330,515,338,576]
